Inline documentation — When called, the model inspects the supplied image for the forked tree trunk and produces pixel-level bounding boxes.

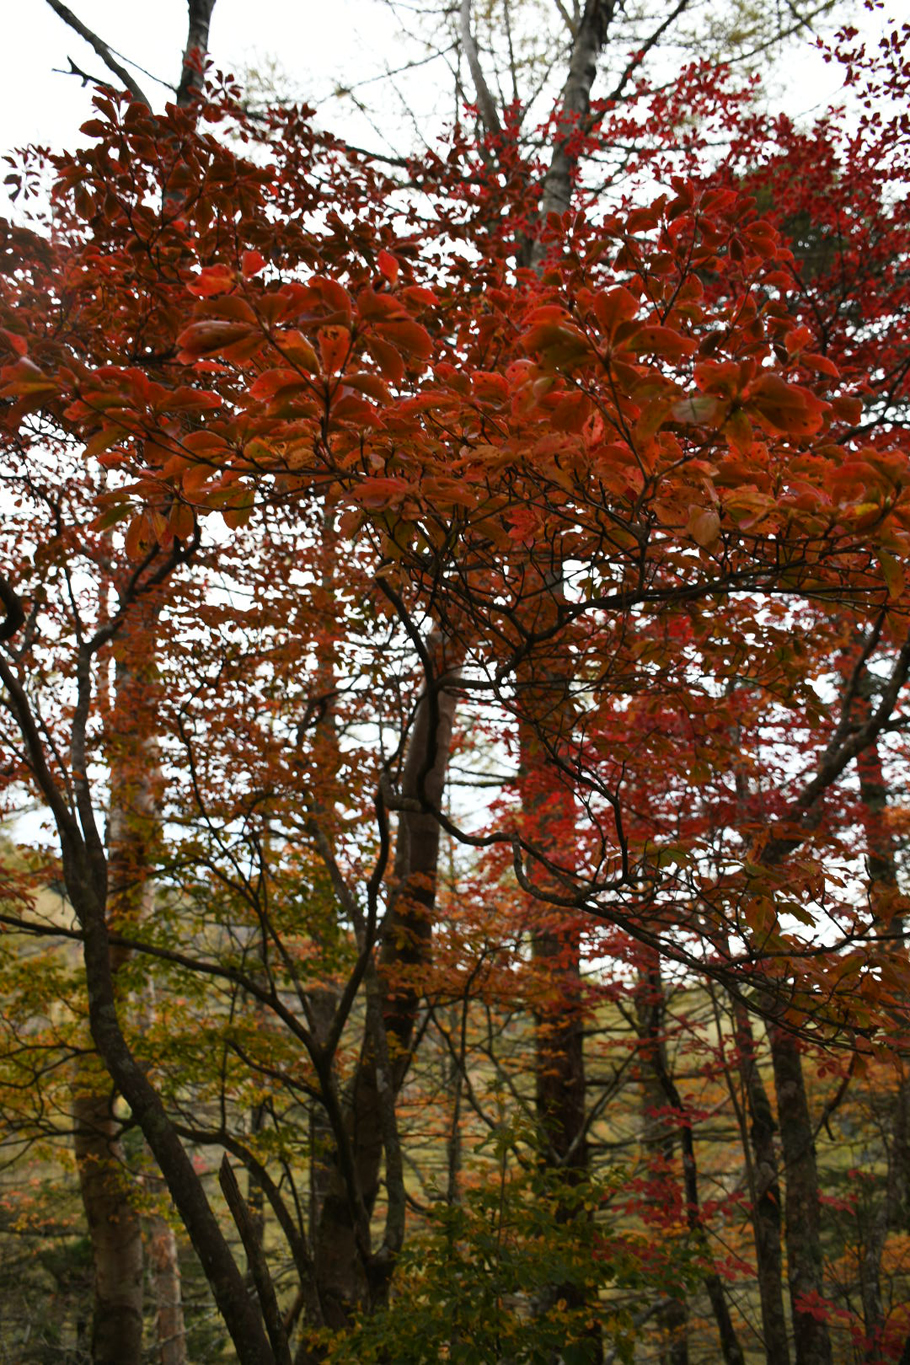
[313,642,460,1330]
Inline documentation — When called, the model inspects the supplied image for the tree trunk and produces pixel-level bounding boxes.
[73,872,276,1364]
[855,700,907,1362]
[176,0,216,106]
[73,1085,144,1365]
[313,643,460,1326]
[529,0,618,265]
[72,720,153,1365]
[148,1208,187,1365]
[642,966,745,1365]
[516,560,600,1363]
[636,957,688,1365]
[770,1025,832,1365]
[733,1003,791,1365]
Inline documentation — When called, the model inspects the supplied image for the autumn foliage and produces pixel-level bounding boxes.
[1,15,910,1365]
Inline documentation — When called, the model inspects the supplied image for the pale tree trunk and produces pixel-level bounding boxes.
[148,1207,187,1365]
[637,958,745,1365]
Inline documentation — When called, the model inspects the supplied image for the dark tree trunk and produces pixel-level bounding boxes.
[313,644,460,1326]
[74,877,276,1364]
[516,559,600,1364]
[855,700,907,1362]
[636,957,689,1365]
[73,634,156,1365]
[176,0,216,106]
[733,1003,791,1365]
[642,969,745,1365]
[530,0,618,265]
[770,1025,832,1365]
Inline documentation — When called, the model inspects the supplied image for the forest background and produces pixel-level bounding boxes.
[1,1,910,1364]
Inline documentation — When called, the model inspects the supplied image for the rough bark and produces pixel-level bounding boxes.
[73,1084,144,1365]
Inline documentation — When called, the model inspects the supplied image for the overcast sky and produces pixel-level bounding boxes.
[0,1,425,168]
[0,0,896,214]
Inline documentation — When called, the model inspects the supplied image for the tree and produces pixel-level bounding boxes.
[3,6,910,1365]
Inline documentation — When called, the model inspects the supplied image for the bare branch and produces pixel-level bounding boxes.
[44,0,150,104]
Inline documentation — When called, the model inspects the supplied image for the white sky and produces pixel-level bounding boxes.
[0,1,427,178]
[0,0,896,207]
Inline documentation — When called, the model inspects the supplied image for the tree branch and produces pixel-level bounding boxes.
[44,0,150,104]
[459,0,502,135]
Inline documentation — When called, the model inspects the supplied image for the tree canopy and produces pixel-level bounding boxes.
[1,3,910,1364]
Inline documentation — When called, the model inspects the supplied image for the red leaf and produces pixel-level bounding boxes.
[188,265,236,298]
[241,250,266,277]
[376,319,432,361]
[367,336,405,386]
[377,249,399,284]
